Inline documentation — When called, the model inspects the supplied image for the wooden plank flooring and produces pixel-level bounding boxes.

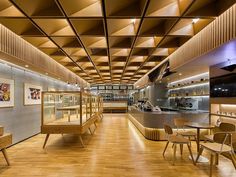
[0,114,235,177]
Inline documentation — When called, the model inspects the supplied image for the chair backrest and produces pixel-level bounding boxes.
[219,122,236,132]
[164,124,173,135]
[174,118,186,129]
[213,132,233,151]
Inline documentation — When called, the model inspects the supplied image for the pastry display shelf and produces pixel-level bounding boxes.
[167,80,209,90]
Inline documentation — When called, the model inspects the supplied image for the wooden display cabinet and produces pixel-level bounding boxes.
[41,91,103,148]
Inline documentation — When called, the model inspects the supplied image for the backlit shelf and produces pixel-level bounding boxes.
[210,113,236,119]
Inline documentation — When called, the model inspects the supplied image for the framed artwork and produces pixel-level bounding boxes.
[24,83,42,105]
[0,78,14,107]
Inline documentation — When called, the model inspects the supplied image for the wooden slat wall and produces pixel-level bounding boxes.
[170,4,236,70]
[0,24,89,87]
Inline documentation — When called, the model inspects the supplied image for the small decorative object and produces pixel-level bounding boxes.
[216,118,221,127]
[24,83,42,105]
[0,78,14,107]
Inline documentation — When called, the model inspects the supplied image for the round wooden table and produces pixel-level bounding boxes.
[185,122,215,162]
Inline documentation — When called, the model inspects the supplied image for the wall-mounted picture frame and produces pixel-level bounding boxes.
[24,83,42,105]
[0,78,14,108]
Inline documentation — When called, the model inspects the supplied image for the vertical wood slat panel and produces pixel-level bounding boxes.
[169,4,236,70]
[0,24,89,87]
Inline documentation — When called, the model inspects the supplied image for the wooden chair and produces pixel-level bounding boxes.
[196,132,236,177]
[204,122,236,142]
[0,133,12,166]
[163,124,195,165]
[174,118,197,146]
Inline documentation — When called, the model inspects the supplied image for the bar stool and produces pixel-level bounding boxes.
[163,124,195,165]
[174,118,197,146]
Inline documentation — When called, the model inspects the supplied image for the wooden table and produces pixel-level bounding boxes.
[185,122,215,162]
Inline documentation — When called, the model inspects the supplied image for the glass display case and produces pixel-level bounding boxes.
[41,91,103,148]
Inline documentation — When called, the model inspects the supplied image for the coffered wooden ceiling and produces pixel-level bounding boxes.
[0,0,235,84]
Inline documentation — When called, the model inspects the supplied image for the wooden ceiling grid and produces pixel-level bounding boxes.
[0,0,235,84]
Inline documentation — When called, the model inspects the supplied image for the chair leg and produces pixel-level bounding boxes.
[215,154,219,165]
[163,141,169,157]
[172,144,177,165]
[210,153,214,177]
[2,148,10,166]
[180,144,183,155]
[187,144,195,165]
[195,146,204,163]
[230,151,236,169]
[188,137,191,146]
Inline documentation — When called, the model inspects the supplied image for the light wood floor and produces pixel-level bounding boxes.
[0,114,235,177]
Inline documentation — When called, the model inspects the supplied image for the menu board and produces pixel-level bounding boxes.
[113,85,119,90]
[120,85,127,90]
[106,85,113,90]
[98,85,105,90]
[128,85,133,90]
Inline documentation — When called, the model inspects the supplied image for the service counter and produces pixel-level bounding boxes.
[128,106,209,140]
[103,101,128,113]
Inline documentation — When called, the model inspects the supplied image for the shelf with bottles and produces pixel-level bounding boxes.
[167,80,209,90]
[210,104,236,121]
[168,94,209,98]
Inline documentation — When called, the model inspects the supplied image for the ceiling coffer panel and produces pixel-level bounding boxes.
[0,0,234,84]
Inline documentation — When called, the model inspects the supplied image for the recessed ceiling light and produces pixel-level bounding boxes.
[192,18,199,23]
[179,73,182,76]
[25,65,29,68]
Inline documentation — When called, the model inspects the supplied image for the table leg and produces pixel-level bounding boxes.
[68,110,71,122]
[197,128,200,152]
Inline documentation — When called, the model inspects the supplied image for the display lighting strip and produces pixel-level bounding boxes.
[168,95,209,99]
[221,104,236,108]
[168,82,209,91]
[0,59,80,90]
[168,72,209,86]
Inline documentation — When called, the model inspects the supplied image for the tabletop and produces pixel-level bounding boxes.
[185,122,215,129]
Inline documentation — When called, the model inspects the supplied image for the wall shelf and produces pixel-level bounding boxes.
[167,80,209,90]
[210,113,236,119]
[168,94,209,98]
